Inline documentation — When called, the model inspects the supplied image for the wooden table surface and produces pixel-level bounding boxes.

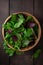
[0,0,43,65]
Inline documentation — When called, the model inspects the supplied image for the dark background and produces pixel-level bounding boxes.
[0,0,43,65]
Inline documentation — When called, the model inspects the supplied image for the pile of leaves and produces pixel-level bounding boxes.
[3,14,38,56]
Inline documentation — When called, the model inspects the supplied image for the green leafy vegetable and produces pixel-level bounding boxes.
[32,49,41,59]
[22,40,30,47]
[16,33,22,40]
[14,40,21,50]
[5,32,11,39]
[6,48,14,56]
[3,42,14,56]
[24,28,33,37]
[9,37,13,45]
[18,14,24,19]
[26,16,33,22]
[3,13,38,56]
[14,15,25,28]
[11,14,17,22]
[33,24,38,36]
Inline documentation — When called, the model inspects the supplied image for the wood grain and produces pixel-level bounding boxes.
[10,0,33,14]
[0,0,43,65]
[33,0,43,65]
[0,0,9,65]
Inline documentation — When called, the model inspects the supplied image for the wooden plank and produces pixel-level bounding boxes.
[33,0,43,65]
[0,0,9,47]
[10,51,33,65]
[10,0,33,65]
[33,0,43,27]
[0,0,9,65]
[10,0,33,14]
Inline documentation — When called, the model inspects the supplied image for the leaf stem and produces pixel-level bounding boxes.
[31,28,37,39]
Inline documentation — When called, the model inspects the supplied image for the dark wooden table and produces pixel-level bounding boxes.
[0,0,43,65]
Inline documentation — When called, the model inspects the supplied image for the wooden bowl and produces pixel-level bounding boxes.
[2,12,41,51]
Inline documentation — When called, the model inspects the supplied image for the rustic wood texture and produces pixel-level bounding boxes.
[10,51,33,65]
[0,0,43,65]
[10,0,33,14]
[0,0,9,65]
[33,0,43,65]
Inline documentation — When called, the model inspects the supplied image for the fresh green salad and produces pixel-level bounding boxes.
[3,13,38,56]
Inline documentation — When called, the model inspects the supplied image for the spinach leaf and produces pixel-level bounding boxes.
[14,40,21,50]
[22,40,30,47]
[4,22,13,30]
[3,41,14,56]
[26,16,33,22]
[14,19,24,28]
[24,28,33,37]
[11,14,17,23]
[8,37,13,45]
[18,14,24,19]
[3,14,17,30]
[5,32,11,39]
[16,26,25,33]
[5,33,13,45]
[32,49,41,59]
[6,48,14,56]
[16,33,22,40]
[14,14,25,28]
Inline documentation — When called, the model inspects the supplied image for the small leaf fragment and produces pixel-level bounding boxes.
[32,49,41,59]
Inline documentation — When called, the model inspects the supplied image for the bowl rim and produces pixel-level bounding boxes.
[2,12,41,51]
